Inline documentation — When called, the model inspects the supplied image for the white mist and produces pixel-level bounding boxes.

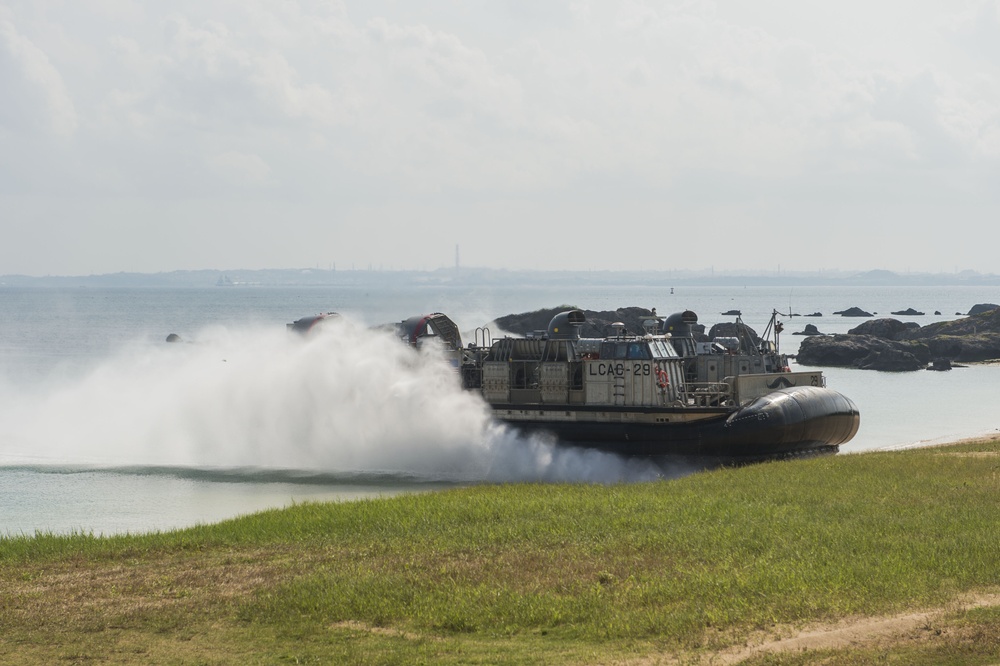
[1,318,675,483]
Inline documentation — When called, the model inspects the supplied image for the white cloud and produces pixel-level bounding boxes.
[0,16,78,135]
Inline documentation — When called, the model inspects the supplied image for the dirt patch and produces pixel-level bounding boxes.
[934,451,1000,458]
[331,620,440,642]
[618,592,1000,666]
[701,592,1000,665]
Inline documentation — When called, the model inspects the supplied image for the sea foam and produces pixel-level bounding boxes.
[0,318,677,483]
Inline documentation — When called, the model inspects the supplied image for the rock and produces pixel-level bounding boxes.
[494,305,583,336]
[934,311,941,315]
[708,321,760,350]
[796,334,930,370]
[848,318,910,340]
[928,358,953,371]
[833,307,874,317]
[927,335,1000,363]
[890,308,924,316]
[796,335,870,367]
[166,333,182,343]
[969,304,1000,316]
[493,306,706,339]
[855,347,926,372]
[893,308,1000,362]
[793,324,824,336]
[904,307,1000,338]
[804,312,823,317]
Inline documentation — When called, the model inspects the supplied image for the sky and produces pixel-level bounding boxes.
[2,1,999,277]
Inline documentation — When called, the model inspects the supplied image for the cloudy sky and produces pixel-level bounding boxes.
[2,1,999,276]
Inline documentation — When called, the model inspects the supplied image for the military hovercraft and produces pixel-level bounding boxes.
[456,309,859,462]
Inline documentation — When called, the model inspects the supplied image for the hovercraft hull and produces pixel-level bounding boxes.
[493,386,859,463]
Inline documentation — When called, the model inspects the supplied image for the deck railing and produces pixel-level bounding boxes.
[678,382,734,407]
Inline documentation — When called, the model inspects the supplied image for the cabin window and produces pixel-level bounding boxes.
[626,342,651,360]
[600,342,629,359]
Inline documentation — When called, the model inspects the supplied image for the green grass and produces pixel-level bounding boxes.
[2,439,1000,664]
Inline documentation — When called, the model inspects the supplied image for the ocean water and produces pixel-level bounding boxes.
[2,283,998,536]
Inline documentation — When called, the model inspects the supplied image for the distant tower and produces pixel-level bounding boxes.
[455,244,460,271]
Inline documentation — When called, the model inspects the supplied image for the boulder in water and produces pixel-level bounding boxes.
[928,358,953,371]
[833,307,874,317]
[793,324,824,336]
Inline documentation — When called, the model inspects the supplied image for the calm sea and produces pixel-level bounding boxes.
[2,284,998,536]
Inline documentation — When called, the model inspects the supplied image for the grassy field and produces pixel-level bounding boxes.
[2,438,1000,665]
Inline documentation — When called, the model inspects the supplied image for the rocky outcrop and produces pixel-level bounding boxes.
[834,307,874,317]
[969,304,1000,316]
[797,334,931,371]
[804,312,823,317]
[899,313,1000,362]
[848,318,909,340]
[855,347,927,372]
[800,307,1000,369]
[793,324,824,336]
[847,318,920,340]
[707,322,760,350]
[905,312,1000,339]
[493,306,706,339]
[890,308,924,316]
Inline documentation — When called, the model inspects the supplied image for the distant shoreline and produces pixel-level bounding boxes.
[3,266,1000,289]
